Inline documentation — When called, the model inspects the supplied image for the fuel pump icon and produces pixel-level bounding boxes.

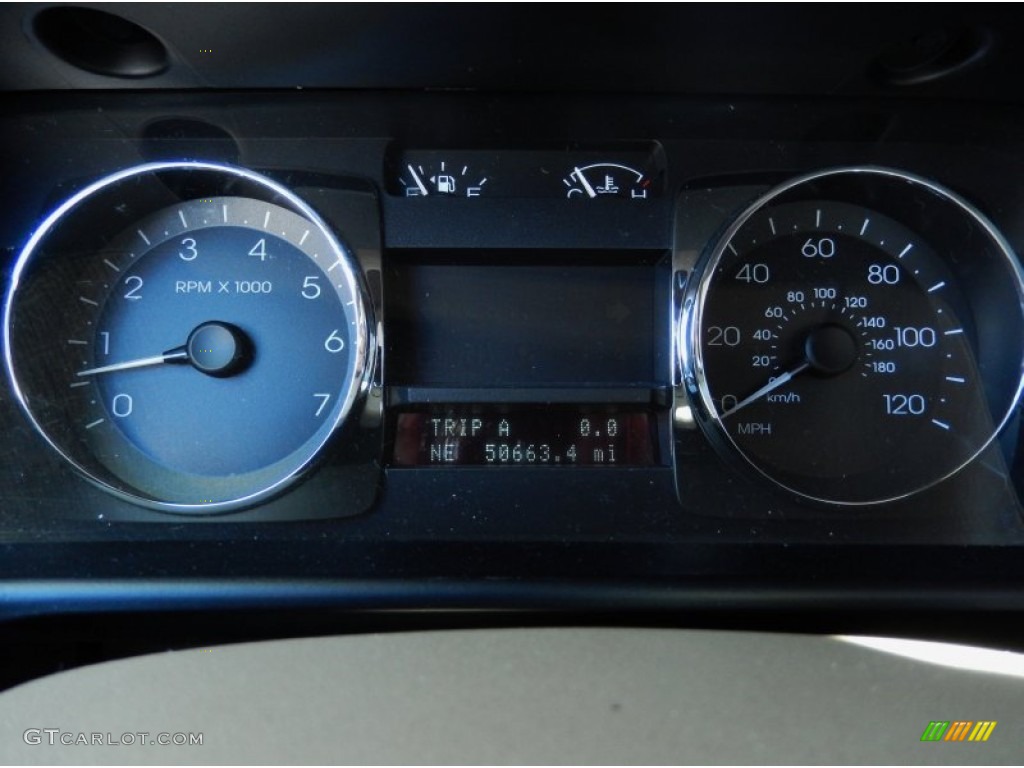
[435,174,456,194]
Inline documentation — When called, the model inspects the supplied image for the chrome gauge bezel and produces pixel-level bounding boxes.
[3,161,376,514]
[679,166,1024,506]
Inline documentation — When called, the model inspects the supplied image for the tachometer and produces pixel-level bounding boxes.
[680,167,1024,505]
[3,162,375,513]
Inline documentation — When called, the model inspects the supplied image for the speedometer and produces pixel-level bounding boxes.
[680,167,1024,505]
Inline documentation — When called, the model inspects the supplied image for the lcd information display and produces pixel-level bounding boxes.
[393,407,657,467]
[386,252,663,386]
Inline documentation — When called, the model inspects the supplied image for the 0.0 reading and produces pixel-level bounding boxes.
[391,408,655,467]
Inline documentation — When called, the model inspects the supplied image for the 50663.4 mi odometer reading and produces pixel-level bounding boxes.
[682,168,1024,505]
[392,407,657,467]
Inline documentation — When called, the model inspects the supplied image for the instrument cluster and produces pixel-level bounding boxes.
[1,94,1023,554]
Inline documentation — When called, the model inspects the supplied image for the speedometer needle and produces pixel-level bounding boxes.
[720,322,858,418]
[76,349,188,377]
[574,167,598,198]
[721,361,810,418]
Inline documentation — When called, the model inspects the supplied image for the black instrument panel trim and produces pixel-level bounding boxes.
[3,89,1024,628]
[4,577,1024,624]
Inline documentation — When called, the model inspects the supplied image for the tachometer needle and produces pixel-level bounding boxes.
[76,349,188,377]
[574,167,598,198]
[721,361,810,418]
[407,164,429,196]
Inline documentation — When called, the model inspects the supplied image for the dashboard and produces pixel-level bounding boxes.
[3,6,1024,756]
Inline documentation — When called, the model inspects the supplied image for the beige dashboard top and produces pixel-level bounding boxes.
[0,627,1020,765]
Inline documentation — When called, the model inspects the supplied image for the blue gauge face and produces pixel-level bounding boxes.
[90,210,359,478]
[5,166,372,512]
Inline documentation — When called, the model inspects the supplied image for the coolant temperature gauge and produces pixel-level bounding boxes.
[399,159,488,198]
[563,162,653,200]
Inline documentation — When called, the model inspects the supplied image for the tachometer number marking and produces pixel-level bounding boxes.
[313,393,331,417]
[123,276,143,301]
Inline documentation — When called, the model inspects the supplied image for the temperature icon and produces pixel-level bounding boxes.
[563,162,652,200]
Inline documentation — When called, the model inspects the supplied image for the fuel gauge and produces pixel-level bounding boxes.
[563,163,654,200]
[398,159,488,198]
